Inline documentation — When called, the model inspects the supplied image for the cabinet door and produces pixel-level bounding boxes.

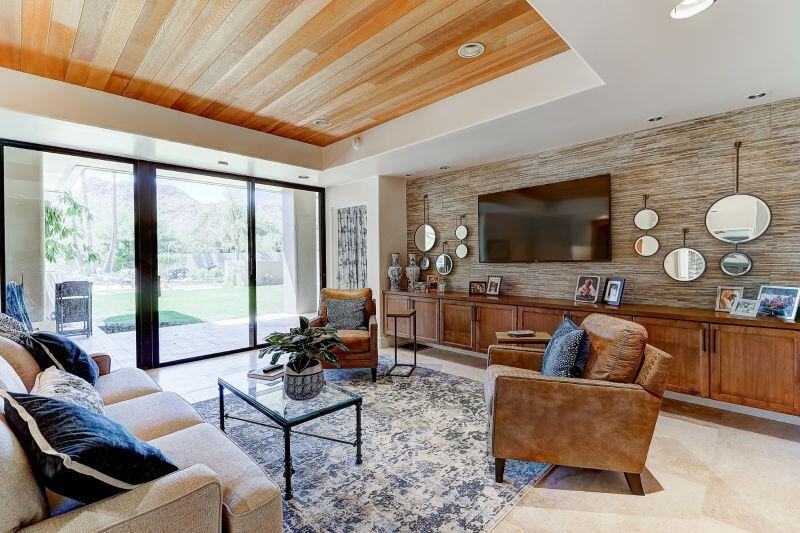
[517,306,567,334]
[475,303,517,353]
[711,325,800,414]
[410,296,439,344]
[634,317,709,397]
[384,295,410,337]
[440,301,474,351]
[570,310,633,325]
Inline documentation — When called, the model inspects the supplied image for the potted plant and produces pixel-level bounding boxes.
[259,316,347,400]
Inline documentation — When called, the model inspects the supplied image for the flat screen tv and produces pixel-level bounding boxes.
[478,174,611,263]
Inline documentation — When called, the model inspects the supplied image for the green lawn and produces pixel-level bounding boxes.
[92,285,285,323]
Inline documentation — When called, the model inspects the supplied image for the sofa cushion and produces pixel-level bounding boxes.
[94,367,161,405]
[1,391,178,505]
[581,314,647,383]
[21,332,99,385]
[326,296,367,330]
[105,392,203,441]
[333,329,370,354]
[0,413,48,530]
[0,335,41,391]
[150,423,282,533]
[1,353,26,393]
[31,367,105,415]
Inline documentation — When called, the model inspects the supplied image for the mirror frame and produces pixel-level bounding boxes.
[634,235,660,257]
[663,246,706,282]
[414,223,436,252]
[455,243,468,258]
[435,253,453,275]
[455,224,468,240]
[705,193,772,244]
[720,251,753,277]
[633,208,659,231]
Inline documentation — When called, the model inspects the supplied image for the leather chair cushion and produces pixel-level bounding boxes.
[333,330,371,354]
[581,314,647,383]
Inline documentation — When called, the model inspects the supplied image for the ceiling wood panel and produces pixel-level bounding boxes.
[3,0,569,146]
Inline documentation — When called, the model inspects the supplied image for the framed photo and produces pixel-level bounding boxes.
[715,286,744,312]
[756,285,800,320]
[469,281,488,295]
[603,277,626,306]
[486,276,503,296]
[730,297,758,317]
[574,275,601,303]
[425,275,439,292]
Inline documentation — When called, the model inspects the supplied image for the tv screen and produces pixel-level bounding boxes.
[478,175,611,263]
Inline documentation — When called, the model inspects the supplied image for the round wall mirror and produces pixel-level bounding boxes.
[634,209,659,231]
[634,235,660,257]
[455,243,468,259]
[455,224,468,240]
[720,252,753,277]
[419,255,430,271]
[435,253,453,275]
[663,247,706,281]
[706,194,771,244]
[414,224,436,252]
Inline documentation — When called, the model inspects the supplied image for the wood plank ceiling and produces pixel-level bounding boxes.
[0,0,569,146]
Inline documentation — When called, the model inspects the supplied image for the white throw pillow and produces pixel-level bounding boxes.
[0,356,26,393]
[30,367,105,415]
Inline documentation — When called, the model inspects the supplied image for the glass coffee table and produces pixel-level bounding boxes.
[217,373,363,500]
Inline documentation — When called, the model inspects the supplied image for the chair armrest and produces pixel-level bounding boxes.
[487,345,544,371]
[308,316,325,327]
[90,353,112,376]
[485,366,662,473]
[21,465,222,533]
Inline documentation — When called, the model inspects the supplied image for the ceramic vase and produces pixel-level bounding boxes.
[405,253,421,286]
[283,360,325,400]
[387,252,403,291]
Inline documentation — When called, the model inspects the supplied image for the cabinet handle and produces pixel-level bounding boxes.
[702,329,707,352]
[711,329,717,353]
[472,306,477,322]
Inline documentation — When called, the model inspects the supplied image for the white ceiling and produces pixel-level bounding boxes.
[2,0,798,189]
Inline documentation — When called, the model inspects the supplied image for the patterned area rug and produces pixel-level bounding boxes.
[193,357,550,532]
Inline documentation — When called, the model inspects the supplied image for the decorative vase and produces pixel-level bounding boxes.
[283,360,325,400]
[387,252,403,291]
[405,253,421,286]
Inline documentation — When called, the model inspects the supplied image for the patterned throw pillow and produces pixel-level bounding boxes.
[541,329,585,378]
[549,318,591,377]
[326,297,368,330]
[0,313,26,344]
[31,367,105,415]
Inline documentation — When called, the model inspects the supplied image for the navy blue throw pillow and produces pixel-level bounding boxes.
[21,332,99,385]
[541,329,585,378]
[547,318,590,378]
[1,391,178,504]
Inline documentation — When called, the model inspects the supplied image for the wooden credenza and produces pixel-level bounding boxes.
[382,289,800,415]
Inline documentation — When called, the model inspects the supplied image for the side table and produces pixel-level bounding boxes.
[387,308,417,377]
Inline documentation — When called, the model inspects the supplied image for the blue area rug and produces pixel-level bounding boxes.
[193,356,549,532]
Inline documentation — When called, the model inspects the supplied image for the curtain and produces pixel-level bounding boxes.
[336,205,368,289]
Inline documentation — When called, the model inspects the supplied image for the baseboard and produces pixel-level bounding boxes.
[664,391,800,426]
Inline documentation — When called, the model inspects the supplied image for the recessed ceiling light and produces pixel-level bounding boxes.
[458,42,485,59]
[747,92,767,100]
[648,116,664,122]
[297,175,310,180]
[439,166,450,170]
[313,118,332,128]
[217,160,229,165]
[670,0,716,19]
[404,174,412,177]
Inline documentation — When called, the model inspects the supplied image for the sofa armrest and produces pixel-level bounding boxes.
[485,366,662,473]
[487,345,544,371]
[21,465,222,533]
[90,353,112,376]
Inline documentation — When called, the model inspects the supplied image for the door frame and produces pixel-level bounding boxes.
[0,139,326,369]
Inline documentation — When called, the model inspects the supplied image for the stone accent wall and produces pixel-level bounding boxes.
[406,98,800,309]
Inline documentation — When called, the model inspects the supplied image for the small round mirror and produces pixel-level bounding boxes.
[706,194,771,244]
[455,224,468,240]
[663,247,706,281]
[419,255,430,271]
[435,253,453,275]
[634,235,660,257]
[414,224,436,252]
[634,209,659,231]
[455,243,468,258]
[720,252,753,277]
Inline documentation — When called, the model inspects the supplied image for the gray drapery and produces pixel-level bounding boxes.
[336,205,368,289]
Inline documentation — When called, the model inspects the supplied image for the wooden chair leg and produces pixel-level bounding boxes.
[624,472,644,495]
[495,458,506,483]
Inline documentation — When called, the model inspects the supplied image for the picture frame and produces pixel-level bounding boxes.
[729,297,759,317]
[486,276,503,296]
[603,277,626,306]
[574,275,601,303]
[715,286,744,313]
[469,281,488,295]
[756,285,800,320]
[425,274,439,292]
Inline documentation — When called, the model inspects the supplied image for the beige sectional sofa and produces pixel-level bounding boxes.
[0,336,282,533]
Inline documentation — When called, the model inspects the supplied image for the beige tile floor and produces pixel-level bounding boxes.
[142,345,800,533]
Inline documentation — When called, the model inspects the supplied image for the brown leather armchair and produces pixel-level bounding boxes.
[309,288,378,382]
[484,314,672,495]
